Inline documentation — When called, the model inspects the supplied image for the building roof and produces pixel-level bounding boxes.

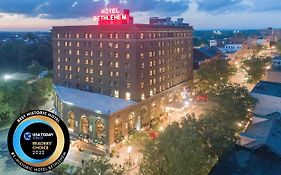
[239,118,281,156]
[54,85,136,115]
[253,111,281,120]
[210,117,281,175]
[209,145,281,175]
[193,46,223,62]
[251,81,281,97]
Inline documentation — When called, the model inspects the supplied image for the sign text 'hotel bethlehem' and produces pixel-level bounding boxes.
[93,8,134,25]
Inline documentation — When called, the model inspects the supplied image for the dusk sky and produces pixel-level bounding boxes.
[0,0,281,31]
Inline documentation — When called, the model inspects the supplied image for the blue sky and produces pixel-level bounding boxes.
[0,0,281,31]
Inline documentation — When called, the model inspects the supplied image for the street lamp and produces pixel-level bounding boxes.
[127,146,132,167]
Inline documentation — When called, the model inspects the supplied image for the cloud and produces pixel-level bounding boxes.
[0,0,190,19]
[195,0,281,14]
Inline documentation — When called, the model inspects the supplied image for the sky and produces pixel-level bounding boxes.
[0,0,281,31]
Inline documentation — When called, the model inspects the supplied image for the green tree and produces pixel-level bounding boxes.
[195,59,236,92]
[242,56,271,84]
[140,115,215,175]
[75,158,125,175]
[0,90,13,128]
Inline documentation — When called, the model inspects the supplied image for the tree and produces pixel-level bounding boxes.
[75,158,125,175]
[140,115,215,175]
[242,56,271,84]
[0,90,13,128]
[195,59,236,92]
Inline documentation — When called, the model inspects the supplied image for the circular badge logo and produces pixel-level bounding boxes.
[7,110,70,172]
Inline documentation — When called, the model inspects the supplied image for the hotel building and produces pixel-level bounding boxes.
[52,9,193,153]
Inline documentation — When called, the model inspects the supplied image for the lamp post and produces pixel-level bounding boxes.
[127,146,132,167]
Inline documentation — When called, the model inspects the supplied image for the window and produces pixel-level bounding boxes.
[114,90,119,98]
[99,60,103,66]
[99,42,103,48]
[126,83,131,89]
[76,50,79,55]
[141,82,144,89]
[114,43,119,48]
[115,62,119,68]
[115,52,119,58]
[150,90,153,96]
[99,33,103,39]
[75,33,79,38]
[125,43,130,49]
[57,49,61,54]
[99,70,103,76]
[140,33,144,39]
[77,58,80,64]
[76,42,80,47]
[85,76,89,82]
[140,53,144,59]
[57,42,60,46]
[77,67,80,72]
[57,65,60,70]
[109,42,113,48]
[126,53,130,59]
[125,33,130,39]
[125,92,131,100]
[56,33,60,38]
[141,93,145,100]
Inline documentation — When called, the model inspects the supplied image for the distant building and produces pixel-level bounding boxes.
[266,56,281,83]
[224,44,242,53]
[251,81,281,115]
[209,112,281,175]
[262,27,281,43]
[209,40,217,47]
[193,46,224,69]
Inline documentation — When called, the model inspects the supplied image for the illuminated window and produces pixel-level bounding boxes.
[57,65,60,70]
[114,90,119,98]
[69,74,72,79]
[90,69,93,74]
[69,42,72,46]
[114,43,119,48]
[75,33,79,38]
[99,51,103,57]
[85,51,89,56]
[149,61,153,67]
[64,41,67,46]
[109,33,113,39]
[69,66,72,71]
[77,67,80,72]
[99,70,103,76]
[150,90,153,96]
[90,77,94,83]
[85,68,89,73]
[149,70,153,76]
[149,52,152,57]
[125,92,131,100]
[99,33,103,39]
[115,52,119,58]
[115,62,119,68]
[76,50,79,55]
[141,82,144,89]
[109,42,113,48]
[57,49,61,54]
[85,76,89,82]
[99,42,103,48]
[115,33,119,39]
[65,65,68,71]
[140,53,144,59]
[110,71,113,77]
[141,62,144,69]
[76,42,80,47]
[126,53,130,59]
[89,34,92,38]
[85,59,89,64]
[77,58,80,64]
[99,61,103,66]
[125,33,130,39]
[90,59,94,65]
[85,33,88,39]
[58,57,61,62]
[126,83,131,89]
[141,93,145,100]
[57,42,60,46]
[140,33,144,39]
[56,33,60,38]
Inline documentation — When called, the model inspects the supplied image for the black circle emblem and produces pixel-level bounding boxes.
[7,110,70,172]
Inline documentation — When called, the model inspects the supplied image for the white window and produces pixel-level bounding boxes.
[114,90,119,98]
[125,92,131,100]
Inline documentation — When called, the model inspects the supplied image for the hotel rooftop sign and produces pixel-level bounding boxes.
[94,8,134,25]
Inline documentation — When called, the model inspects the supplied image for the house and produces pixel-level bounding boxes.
[251,81,281,115]
[266,56,281,83]
[193,46,224,69]
[209,112,281,175]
